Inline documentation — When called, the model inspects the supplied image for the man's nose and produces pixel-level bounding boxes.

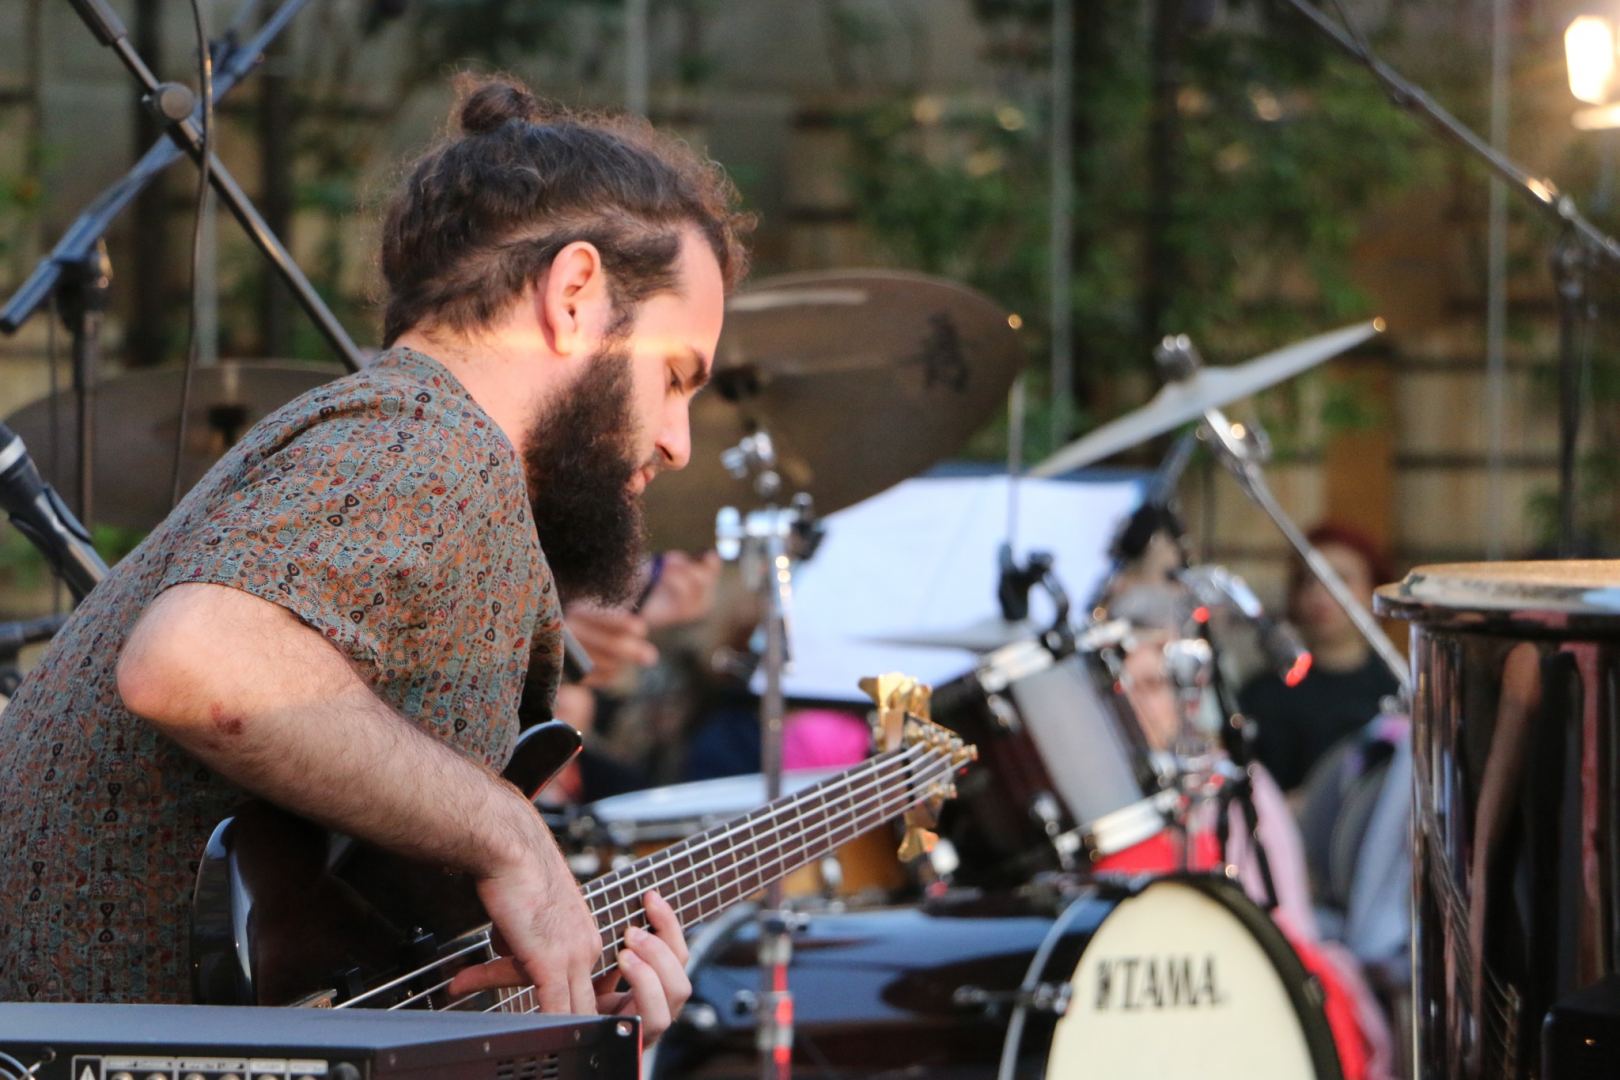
[658,402,692,471]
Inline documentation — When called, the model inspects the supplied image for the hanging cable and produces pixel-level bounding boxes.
[171,0,215,509]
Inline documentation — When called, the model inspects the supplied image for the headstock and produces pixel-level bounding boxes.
[858,673,978,862]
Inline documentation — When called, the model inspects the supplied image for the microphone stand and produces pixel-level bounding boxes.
[2,0,364,374]
[1149,334,1411,696]
[1277,0,1620,556]
[714,432,821,1080]
[56,242,111,524]
[1201,405,1411,698]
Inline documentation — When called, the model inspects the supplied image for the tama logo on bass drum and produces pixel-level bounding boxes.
[1092,953,1226,1010]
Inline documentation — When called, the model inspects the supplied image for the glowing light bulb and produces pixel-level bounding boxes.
[1566,16,1617,105]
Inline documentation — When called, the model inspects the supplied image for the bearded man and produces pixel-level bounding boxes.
[0,76,751,1042]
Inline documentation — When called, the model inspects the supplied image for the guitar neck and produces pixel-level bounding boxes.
[583,744,950,975]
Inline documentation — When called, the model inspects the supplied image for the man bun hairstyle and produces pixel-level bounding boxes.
[380,74,753,346]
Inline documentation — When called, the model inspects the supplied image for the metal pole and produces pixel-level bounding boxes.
[1048,0,1074,452]
[1484,0,1509,560]
[625,0,650,116]
[1006,373,1026,555]
[756,520,792,1080]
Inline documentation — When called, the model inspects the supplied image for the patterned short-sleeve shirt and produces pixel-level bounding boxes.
[0,347,560,1003]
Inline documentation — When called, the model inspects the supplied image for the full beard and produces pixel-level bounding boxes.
[522,345,649,607]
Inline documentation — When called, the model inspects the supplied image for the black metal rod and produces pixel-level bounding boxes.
[1554,235,1586,555]
[1,0,364,372]
[1280,0,1620,269]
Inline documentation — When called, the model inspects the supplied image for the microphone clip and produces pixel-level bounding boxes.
[997,544,1073,654]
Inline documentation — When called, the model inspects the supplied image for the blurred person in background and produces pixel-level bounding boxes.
[539,551,724,803]
[1239,523,1402,792]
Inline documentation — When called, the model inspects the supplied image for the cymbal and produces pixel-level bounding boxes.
[643,270,1026,552]
[7,361,339,530]
[1029,320,1383,478]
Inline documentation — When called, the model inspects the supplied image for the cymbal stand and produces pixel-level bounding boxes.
[3,0,364,373]
[715,431,820,1080]
[1160,635,1217,867]
[1199,406,1411,699]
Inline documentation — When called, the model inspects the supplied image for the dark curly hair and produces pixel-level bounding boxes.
[379,74,754,346]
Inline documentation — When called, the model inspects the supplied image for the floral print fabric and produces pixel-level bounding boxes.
[0,347,558,1002]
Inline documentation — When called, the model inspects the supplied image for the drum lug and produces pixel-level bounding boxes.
[682,1001,722,1032]
[986,692,1022,733]
[952,981,1071,1016]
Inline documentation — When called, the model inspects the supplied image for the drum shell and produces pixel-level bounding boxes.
[652,888,1105,1080]
[1377,562,1620,1080]
[655,876,1339,1080]
[934,640,1164,886]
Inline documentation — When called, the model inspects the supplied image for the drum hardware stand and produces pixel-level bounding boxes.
[2,0,366,386]
[1161,635,1227,872]
[714,430,821,1080]
[1198,403,1412,699]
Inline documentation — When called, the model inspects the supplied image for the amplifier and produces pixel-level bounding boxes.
[0,1004,639,1080]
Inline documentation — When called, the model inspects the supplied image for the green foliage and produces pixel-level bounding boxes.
[844,2,1429,461]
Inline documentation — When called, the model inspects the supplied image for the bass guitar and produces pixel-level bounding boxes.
[190,673,974,1012]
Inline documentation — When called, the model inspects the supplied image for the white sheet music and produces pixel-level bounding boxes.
[755,471,1146,702]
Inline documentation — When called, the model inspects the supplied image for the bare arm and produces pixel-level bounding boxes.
[116,582,600,1012]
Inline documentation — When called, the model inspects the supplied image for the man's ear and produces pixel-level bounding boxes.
[538,241,610,358]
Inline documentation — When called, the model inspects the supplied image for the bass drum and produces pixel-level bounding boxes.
[651,876,1343,1080]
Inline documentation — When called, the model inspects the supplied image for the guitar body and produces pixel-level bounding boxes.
[191,720,582,1007]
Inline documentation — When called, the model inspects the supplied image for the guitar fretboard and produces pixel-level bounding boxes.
[583,742,954,977]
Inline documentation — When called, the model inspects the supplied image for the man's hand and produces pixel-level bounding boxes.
[596,891,692,1044]
[565,551,722,688]
[446,812,604,1013]
[639,551,721,630]
[565,606,658,687]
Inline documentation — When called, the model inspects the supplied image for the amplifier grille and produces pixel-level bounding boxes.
[494,1052,561,1080]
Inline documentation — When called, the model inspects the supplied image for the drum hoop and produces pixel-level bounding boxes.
[997,885,1108,1080]
[1081,790,1176,856]
[1002,874,1346,1080]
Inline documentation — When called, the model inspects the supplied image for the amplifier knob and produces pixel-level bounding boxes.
[184,1073,207,1080]
[109,1073,134,1080]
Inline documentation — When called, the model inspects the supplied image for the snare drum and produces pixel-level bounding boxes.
[653,875,1342,1079]
[580,771,907,902]
[932,628,1173,886]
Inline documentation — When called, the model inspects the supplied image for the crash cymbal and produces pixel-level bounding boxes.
[643,269,1026,552]
[1029,320,1383,478]
[7,361,340,531]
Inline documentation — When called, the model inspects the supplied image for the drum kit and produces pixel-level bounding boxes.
[551,273,1399,1078]
[0,269,1403,1077]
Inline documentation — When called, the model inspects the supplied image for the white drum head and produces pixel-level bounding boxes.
[585,769,840,841]
[1045,879,1331,1079]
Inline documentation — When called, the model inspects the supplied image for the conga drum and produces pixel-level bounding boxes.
[1377,562,1620,1080]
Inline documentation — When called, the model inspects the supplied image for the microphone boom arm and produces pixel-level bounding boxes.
[1201,406,1411,698]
